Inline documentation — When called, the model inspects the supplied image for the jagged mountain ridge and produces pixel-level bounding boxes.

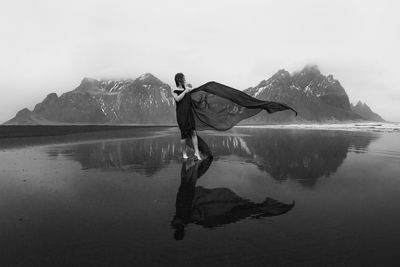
[5,73,176,125]
[351,101,384,122]
[4,66,384,125]
[243,65,365,122]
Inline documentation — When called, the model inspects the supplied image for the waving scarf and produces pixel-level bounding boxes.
[190,81,297,131]
[185,81,297,157]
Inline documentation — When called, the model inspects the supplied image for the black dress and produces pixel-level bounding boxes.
[174,81,297,157]
[174,89,196,140]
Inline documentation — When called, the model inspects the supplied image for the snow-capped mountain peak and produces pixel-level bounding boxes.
[4,66,384,125]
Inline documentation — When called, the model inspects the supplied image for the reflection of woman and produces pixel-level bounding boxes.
[171,73,297,160]
[171,156,213,240]
[171,156,295,240]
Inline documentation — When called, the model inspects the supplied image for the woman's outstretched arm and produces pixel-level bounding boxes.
[171,88,192,102]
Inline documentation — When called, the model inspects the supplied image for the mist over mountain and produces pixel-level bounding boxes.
[4,66,384,125]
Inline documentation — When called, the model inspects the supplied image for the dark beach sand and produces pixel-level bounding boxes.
[1,126,400,266]
[0,125,178,138]
[0,125,173,149]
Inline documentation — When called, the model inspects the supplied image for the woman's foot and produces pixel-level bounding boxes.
[182,153,189,159]
[194,152,202,161]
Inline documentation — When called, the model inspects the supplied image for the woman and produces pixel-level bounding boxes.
[172,73,202,160]
[172,73,297,160]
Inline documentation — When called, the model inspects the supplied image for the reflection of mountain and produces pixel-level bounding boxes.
[234,129,378,187]
[203,130,378,187]
[47,136,181,177]
[47,129,378,186]
[171,157,294,240]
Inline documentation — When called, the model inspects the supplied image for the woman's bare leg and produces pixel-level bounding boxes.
[180,139,188,159]
[191,132,202,160]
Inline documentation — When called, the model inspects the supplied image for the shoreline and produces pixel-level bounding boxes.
[0,125,175,139]
[0,126,176,150]
[0,122,399,146]
[236,122,400,133]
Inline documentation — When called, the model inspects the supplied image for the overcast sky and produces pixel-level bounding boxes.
[0,0,399,123]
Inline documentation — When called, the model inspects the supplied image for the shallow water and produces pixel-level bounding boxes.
[1,127,400,266]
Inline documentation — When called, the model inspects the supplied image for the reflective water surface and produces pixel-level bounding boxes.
[1,127,400,266]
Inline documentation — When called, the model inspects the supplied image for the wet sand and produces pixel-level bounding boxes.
[1,126,400,266]
[0,125,173,149]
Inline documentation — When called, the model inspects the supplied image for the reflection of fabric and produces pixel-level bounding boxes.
[191,187,295,228]
[190,81,297,131]
[172,156,295,231]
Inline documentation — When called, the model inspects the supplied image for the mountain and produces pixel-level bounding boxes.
[351,101,384,122]
[4,66,384,125]
[5,73,176,125]
[243,65,367,122]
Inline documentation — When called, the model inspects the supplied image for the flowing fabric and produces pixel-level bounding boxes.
[175,81,297,157]
[190,81,297,131]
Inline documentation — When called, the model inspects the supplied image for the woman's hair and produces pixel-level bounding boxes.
[174,73,186,89]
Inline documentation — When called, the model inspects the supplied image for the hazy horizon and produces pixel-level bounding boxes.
[1,0,399,123]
